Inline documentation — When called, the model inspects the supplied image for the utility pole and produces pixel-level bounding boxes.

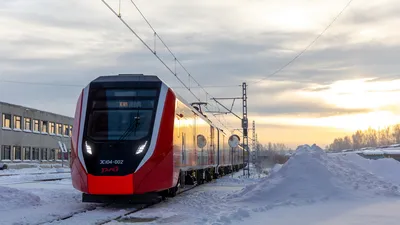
[206,82,251,178]
[242,82,249,177]
[252,121,256,151]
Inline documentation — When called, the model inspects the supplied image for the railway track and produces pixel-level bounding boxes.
[97,184,198,225]
[38,184,198,225]
[0,177,71,186]
[0,171,70,177]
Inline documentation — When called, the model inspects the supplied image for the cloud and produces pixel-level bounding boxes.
[250,101,371,117]
[254,123,354,148]
[1,0,400,147]
[343,2,400,25]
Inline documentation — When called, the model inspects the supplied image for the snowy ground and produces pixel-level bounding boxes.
[2,144,400,224]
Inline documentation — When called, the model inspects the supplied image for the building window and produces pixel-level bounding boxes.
[23,147,31,160]
[69,125,73,136]
[49,122,55,134]
[41,148,48,160]
[56,123,63,135]
[24,118,32,130]
[57,149,62,160]
[32,148,40,160]
[1,145,11,160]
[64,124,69,136]
[50,149,56,161]
[33,119,40,132]
[13,146,21,160]
[41,121,48,133]
[2,114,11,128]
[14,115,22,130]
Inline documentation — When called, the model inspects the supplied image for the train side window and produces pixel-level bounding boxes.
[197,134,207,149]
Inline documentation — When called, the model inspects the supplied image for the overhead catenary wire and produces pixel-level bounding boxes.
[0,79,240,89]
[128,0,229,99]
[127,0,235,127]
[253,0,354,84]
[0,79,83,87]
[101,1,196,99]
[101,0,234,130]
[171,84,242,89]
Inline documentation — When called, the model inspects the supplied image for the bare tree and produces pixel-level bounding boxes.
[392,124,400,144]
[365,127,378,147]
[329,123,400,151]
[352,130,364,149]
[378,126,392,146]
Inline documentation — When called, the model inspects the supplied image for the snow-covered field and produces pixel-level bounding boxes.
[2,144,400,224]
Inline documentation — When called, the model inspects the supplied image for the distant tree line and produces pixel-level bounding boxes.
[252,142,291,165]
[264,142,291,152]
[327,124,400,151]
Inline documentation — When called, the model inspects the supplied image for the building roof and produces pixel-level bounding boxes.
[0,101,74,120]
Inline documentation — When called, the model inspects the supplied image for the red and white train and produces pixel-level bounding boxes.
[70,74,244,202]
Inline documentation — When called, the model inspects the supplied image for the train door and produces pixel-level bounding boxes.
[217,129,220,168]
[210,126,215,165]
[174,107,182,167]
[182,132,186,166]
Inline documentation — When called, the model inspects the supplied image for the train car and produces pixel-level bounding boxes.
[70,74,244,203]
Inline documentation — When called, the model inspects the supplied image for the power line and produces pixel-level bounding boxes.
[0,79,83,87]
[0,79,240,89]
[101,0,236,130]
[126,0,236,129]
[171,84,241,89]
[253,0,354,84]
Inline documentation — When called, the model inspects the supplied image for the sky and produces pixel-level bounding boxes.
[1,0,400,148]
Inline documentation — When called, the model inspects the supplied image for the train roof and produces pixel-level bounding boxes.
[91,74,161,83]
[91,74,227,133]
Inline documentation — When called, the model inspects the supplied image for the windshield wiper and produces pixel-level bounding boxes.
[117,108,141,142]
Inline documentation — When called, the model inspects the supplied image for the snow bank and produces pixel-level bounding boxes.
[336,153,400,185]
[229,144,400,205]
[271,163,283,173]
[0,186,40,211]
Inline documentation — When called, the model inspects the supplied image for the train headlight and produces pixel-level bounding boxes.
[136,141,148,154]
[85,141,93,155]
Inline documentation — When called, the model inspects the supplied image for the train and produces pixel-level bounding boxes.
[70,74,245,203]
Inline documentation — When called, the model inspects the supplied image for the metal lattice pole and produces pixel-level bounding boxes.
[242,82,249,177]
[252,120,256,164]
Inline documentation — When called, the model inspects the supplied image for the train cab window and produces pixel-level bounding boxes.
[86,88,158,141]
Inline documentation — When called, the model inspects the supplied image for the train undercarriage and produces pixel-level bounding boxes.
[82,163,245,204]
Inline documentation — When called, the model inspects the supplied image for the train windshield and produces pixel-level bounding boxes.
[86,88,158,141]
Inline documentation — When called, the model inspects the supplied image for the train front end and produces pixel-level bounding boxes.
[70,74,176,202]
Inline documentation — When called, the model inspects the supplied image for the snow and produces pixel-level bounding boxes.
[0,186,41,211]
[270,163,282,173]
[363,149,385,155]
[337,153,400,185]
[231,144,399,206]
[104,144,400,225]
[2,144,400,224]
[0,166,70,175]
[0,169,99,225]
